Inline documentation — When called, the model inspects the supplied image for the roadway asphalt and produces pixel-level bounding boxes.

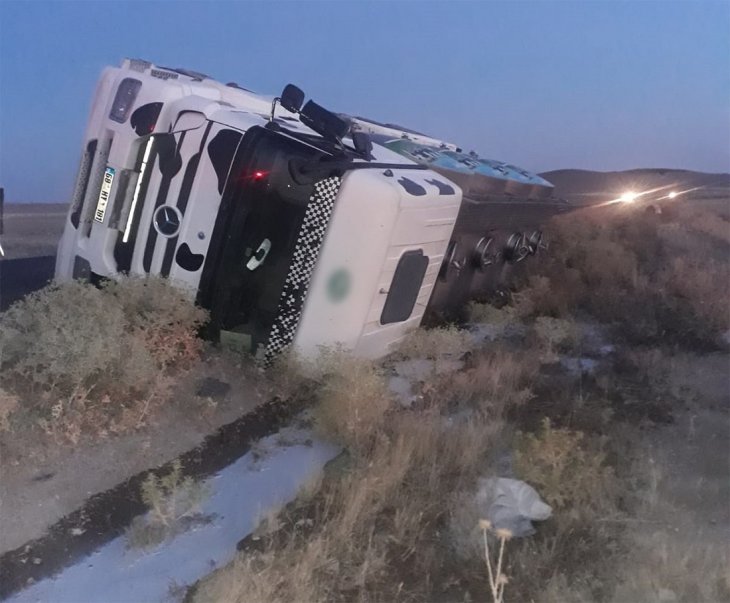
[0,255,56,311]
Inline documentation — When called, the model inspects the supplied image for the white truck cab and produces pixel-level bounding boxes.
[56,59,461,362]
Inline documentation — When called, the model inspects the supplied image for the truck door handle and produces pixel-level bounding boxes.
[246,238,271,271]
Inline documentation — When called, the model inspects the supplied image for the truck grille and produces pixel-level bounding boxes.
[114,137,158,273]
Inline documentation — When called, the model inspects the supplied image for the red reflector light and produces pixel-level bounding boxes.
[238,170,268,183]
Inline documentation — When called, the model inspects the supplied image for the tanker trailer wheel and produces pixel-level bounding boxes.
[472,236,495,271]
[505,233,530,263]
[439,241,462,281]
[526,230,545,255]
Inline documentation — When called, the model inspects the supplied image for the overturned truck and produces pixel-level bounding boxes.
[56,59,568,361]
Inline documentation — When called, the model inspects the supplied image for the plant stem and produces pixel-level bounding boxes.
[483,528,497,601]
[495,536,507,602]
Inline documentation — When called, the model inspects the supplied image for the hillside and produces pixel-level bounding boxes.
[540,168,730,204]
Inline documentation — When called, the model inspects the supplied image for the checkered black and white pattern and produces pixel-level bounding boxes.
[264,176,342,364]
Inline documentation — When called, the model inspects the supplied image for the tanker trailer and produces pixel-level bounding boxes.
[349,118,571,320]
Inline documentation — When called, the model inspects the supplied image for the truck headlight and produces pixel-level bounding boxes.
[109,78,142,123]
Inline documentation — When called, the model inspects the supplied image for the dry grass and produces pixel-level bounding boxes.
[0,276,207,444]
[195,416,500,602]
[427,346,537,418]
[193,336,638,603]
[191,200,730,603]
[467,300,517,324]
[395,324,473,359]
[311,352,390,454]
[531,316,581,362]
[194,347,529,602]
[0,388,19,432]
[613,533,730,602]
[511,202,730,349]
[479,519,513,603]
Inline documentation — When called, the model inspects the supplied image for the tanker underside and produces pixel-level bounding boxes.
[426,194,569,320]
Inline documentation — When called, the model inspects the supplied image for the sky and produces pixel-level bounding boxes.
[0,0,728,203]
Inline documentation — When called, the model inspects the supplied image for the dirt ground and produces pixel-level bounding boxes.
[607,350,730,602]
[1,203,67,260]
[650,352,729,543]
[0,353,273,555]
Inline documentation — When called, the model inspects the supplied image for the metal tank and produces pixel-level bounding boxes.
[348,118,571,320]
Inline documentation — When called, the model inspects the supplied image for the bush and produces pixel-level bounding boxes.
[512,204,730,348]
[1,280,132,390]
[532,316,581,361]
[0,276,207,441]
[467,301,517,325]
[127,460,210,549]
[514,418,616,512]
[396,325,472,359]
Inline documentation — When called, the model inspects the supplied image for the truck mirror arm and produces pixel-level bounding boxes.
[289,157,429,185]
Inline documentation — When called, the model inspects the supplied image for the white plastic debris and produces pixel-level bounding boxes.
[476,477,552,537]
[388,375,416,407]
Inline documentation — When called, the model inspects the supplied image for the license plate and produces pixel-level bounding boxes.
[94,167,116,223]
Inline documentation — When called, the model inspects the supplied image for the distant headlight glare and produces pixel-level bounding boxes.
[619,191,638,203]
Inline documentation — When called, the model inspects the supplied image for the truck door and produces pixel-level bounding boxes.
[198,126,326,356]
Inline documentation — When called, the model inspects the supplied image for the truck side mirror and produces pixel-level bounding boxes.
[280,84,304,113]
[300,100,349,142]
[352,132,373,160]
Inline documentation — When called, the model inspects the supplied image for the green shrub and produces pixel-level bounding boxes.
[127,460,210,549]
